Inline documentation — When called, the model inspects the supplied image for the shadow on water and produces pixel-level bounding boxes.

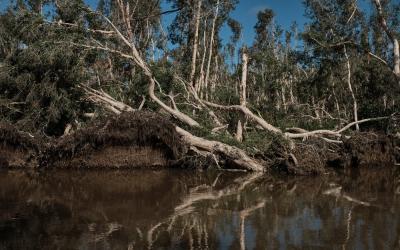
[0,168,400,250]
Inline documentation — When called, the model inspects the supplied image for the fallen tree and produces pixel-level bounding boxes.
[36,2,396,172]
[78,83,397,173]
[79,87,266,171]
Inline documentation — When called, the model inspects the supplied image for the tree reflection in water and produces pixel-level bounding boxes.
[0,168,399,249]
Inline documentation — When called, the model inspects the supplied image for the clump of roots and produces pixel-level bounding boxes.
[342,132,395,167]
[41,111,188,168]
[269,138,341,176]
[0,122,41,168]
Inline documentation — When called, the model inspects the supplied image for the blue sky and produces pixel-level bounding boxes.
[0,0,308,45]
[79,0,378,47]
[0,0,385,47]
[223,0,306,45]
[160,0,308,47]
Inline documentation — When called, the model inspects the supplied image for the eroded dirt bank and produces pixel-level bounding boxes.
[0,111,398,174]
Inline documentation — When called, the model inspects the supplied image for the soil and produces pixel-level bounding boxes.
[0,111,398,174]
[0,111,187,169]
[41,111,188,168]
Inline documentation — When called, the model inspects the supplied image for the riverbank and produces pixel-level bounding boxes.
[1,111,398,174]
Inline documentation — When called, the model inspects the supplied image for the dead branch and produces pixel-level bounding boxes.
[138,96,146,110]
[203,100,283,134]
[47,20,115,35]
[336,116,388,133]
[78,84,134,113]
[73,7,201,127]
[175,75,224,127]
[79,81,265,172]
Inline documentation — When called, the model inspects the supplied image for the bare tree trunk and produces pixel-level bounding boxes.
[81,83,265,172]
[373,0,400,79]
[236,50,248,142]
[211,54,219,93]
[176,127,265,171]
[102,5,200,128]
[151,38,156,62]
[331,82,341,118]
[204,0,220,100]
[289,77,295,105]
[281,82,287,112]
[275,89,281,111]
[344,46,359,131]
[197,18,208,96]
[383,94,387,110]
[189,0,202,86]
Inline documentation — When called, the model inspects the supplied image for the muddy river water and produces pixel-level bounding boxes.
[0,168,399,249]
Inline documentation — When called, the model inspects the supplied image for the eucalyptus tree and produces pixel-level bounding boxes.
[301,0,367,124]
[167,0,238,99]
[371,0,400,79]
[247,8,288,115]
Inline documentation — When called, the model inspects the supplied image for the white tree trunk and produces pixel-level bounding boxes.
[197,18,208,96]
[236,50,248,142]
[204,0,220,100]
[373,0,400,79]
[344,46,359,131]
[189,0,202,86]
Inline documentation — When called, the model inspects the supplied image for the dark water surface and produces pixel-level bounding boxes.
[0,168,399,250]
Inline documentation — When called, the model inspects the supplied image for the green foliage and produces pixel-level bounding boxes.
[1,0,400,143]
[0,2,93,136]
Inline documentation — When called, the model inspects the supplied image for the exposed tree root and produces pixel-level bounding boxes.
[0,122,40,168]
[77,82,267,172]
[40,112,188,169]
[3,3,397,172]
[70,5,395,174]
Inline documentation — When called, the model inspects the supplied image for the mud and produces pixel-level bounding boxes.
[0,112,187,169]
[41,111,188,168]
[0,111,398,173]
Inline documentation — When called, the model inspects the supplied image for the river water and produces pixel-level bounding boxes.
[0,168,399,250]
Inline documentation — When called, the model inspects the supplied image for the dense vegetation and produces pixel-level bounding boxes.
[0,0,399,171]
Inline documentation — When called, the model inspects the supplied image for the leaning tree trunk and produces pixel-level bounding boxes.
[63,1,395,174]
[79,84,266,172]
[100,7,200,128]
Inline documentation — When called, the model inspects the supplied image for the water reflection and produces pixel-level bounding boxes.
[0,168,399,250]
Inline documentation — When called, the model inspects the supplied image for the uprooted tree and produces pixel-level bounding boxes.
[0,0,399,171]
